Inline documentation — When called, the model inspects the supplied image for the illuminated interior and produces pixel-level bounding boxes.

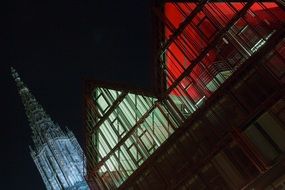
[85,87,178,188]
[85,1,285,189]
[164,2,285,109]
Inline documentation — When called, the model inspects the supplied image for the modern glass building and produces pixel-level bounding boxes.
[84,1,285,189]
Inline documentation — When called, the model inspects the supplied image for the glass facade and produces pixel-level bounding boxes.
[85,1,285,189]
[85,87,179,188]
[163,2,285,118]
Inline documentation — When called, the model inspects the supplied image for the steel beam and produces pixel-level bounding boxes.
[90,91,128,134]
[163,1,255,97]
[119,24,285,190]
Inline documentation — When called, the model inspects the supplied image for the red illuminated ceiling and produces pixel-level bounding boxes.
[164,2,285,101]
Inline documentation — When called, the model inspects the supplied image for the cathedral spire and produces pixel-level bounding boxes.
[11,67,60,146]
[11,67,89,190]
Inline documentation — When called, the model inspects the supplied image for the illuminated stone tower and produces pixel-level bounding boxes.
[11,67,89,190]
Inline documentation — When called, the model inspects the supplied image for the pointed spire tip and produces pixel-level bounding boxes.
[11,67,19,79]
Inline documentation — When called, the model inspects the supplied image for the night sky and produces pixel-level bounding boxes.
[1,0,152,189]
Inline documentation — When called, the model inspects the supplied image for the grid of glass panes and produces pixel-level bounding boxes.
[85,2,285,189]
[117,49,285,189]
[162,2,285,123]
[87,87,180,188]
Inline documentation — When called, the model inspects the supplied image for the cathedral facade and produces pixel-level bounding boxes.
[12,67,89,190]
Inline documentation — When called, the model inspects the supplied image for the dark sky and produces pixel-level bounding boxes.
[1,0,152,189]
